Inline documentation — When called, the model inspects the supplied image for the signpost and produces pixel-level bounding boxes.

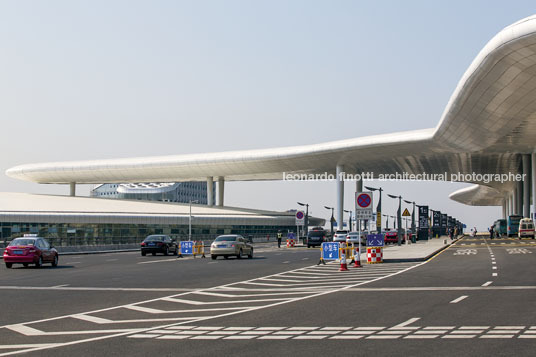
[355,192,373,262]
[433,210,441,237]
[402,208,411,217]
[180,241,194,255]
[321,242,340,260]
[418,205,429,240]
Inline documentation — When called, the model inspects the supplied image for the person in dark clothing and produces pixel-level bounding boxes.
[489,226,494,239]
[277,231,282,248]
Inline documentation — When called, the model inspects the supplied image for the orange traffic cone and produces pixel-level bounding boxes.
[353,249,362,268]
[339,254,348,271]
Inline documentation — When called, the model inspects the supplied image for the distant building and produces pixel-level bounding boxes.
[91,182,214,204]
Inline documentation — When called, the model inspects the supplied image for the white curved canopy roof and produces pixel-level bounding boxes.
[8,15,536,207]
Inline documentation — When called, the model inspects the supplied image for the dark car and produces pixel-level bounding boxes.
[140,235,178,256]
[3,235,59,268]
[306,229,326,248]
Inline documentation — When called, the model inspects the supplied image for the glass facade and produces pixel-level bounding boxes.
[0,221,299,248]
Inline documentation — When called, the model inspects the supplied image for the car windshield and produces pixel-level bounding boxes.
[308,231,324,237]
[215,236,238,242]
[144,236,165,242]
[9,238,36,246]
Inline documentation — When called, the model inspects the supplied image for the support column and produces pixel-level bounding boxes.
[502,200,507,220]
[69,182,76,197]
[217,177,224,207]
[336,165,344,230]
[532,153,536,219]
[206,177,214,206]
[523,154,530,218]
[510,192,514,217]
[517,180,523,215]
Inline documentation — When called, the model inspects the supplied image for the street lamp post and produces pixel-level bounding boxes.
[404,200,416,236]
[383,214,389,230]
[344,209,352,231]
[390,215,396,229]
[324,206,335,238]
[388,194,403,246]
[297,202,309,236]
[189,199,199,241]
[365,185,383,233]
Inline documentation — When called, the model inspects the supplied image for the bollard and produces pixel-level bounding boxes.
[339,243,348,271]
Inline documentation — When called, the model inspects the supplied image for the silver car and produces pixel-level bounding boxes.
[210,235,253,260]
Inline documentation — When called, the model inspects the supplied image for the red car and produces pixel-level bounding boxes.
[384,230,406,244]
[3,236,59,268]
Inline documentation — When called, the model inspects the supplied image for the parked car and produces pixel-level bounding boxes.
[210,235,253,260]
[384,230,405,244]
[333,230,349,243]
[518,218,535,238]
[306,229,326,248]
[140,235,178,256]
[3,235,58,268]
[346,231,368,245]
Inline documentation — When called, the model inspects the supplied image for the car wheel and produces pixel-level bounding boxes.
[5,263,12,269]
[141,251,146,256]
[152,252,156,256]
[237,249,243,259]
[164,247,169,256]
[224,255,229,259]
[35,257,42,268]
[248,248,253,259]
[52,255,58,267]
[211,255,217,260]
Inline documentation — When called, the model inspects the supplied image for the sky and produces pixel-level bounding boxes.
[1,0,535,230]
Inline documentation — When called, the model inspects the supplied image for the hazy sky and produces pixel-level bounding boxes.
[1,0,535,230]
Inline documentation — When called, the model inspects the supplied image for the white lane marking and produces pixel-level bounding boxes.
[259,335,292,339]
[404,335,438,339]
[190,335,222,340]
[423,326,455,330]
[72,314,113,324]
[0,262,422,355]
[0,344,62,349]
[492,267,497,270]
[459,326,490,329]
[442,335,476,339]
[138,258,178,264]
[482,281,493,287]
[162,297,289,305]
[0,286,200,292]
[450,295,468,304]
[496,326,526,329]
[106,259,118,262]
[367,335,401,339]
[51,284,69,288]
[492,273,498,277]
[293,335,327,339]
[480,335,514,338]
[394,317,420,328]
[223,336,256,340]
[330,335,364,339]
[282,261,290,264]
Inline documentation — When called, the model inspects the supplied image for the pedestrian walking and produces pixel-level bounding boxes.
[277,231,282,248]
[489,225,494,239]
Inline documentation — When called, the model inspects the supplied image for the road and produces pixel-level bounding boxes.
[0,237,535,356]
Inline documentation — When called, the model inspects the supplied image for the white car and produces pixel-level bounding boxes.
[333,230,349,242]
[346,231,367,245]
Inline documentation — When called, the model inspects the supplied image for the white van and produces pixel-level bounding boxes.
[518,218,535,238]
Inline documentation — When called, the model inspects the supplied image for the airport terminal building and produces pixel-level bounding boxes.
[0,192,325,248]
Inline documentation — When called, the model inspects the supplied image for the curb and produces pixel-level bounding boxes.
[382,237,462,263]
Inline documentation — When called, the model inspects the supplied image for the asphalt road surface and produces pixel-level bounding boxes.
[0,237,535,356]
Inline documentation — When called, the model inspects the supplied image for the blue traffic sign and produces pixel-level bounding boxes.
[321,242,340,260]
[180,241,194,255]
[366,234,384,247]
[287,233,295,240]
